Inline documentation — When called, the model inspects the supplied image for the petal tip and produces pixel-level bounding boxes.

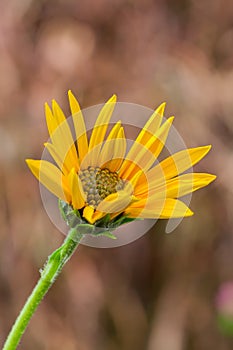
[186,208,194,216]
[109,94,117,102]
[168,116,175,123]
[197,144,212,158]
[44,102,52,115]
[209,174,217,182]
[51,99,57,107]
[155,102,166,116]
[25,158,34,166]
[68,89,76,99]
[202,144,212,152]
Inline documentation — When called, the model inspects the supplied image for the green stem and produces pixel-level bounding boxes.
[2,228,83,350]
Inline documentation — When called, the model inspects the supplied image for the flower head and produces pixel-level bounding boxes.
[26,91,216,235]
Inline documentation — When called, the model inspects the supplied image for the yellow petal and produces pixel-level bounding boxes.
[45,102,79,172]
[68,90,81,115]
[26,159,70,202]
[52,100,79,164]
[68,90,89,163]
[135,145,212,194]
[96,191,133,214]
[106,121,122,139]
[89,94,117,150]
[50,123,79,172]
[125,198,193,219]
[45,102,57,137]
[139,173,216,199]
[79,144,102,170]
[83,205,94,222]
[120,117,174,179]
[124,170,144,194]
[52,99,67,124]
[98,121,122,166]
[106,127,127,172]
[134,102,166,145]
[98,123,126,171]
[44,142,68,174]
[67,168,86,209]
[88,94,117,167]
[83,206,105,224]
[155,102,166,116]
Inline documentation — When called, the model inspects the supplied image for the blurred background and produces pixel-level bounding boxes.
[0,0,232,349]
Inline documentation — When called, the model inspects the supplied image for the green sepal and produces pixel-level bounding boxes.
[110,215,137,228]
[58,200,138,241]
[74,223,96,235]
[59,200,117,239]
[95,213,111,227]
[58,200,82,228]
[75,224,116,239]
[98,231,117,239]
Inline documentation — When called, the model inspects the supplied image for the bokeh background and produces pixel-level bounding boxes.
[0,0,232,349]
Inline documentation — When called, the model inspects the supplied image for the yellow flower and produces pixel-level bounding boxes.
[26,91,216,229]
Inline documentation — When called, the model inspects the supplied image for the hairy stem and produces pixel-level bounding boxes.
[2,228,83,350]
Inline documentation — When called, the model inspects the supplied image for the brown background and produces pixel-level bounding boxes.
[0,0,232,349]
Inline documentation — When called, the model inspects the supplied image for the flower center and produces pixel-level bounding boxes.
[79,166,125,208]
